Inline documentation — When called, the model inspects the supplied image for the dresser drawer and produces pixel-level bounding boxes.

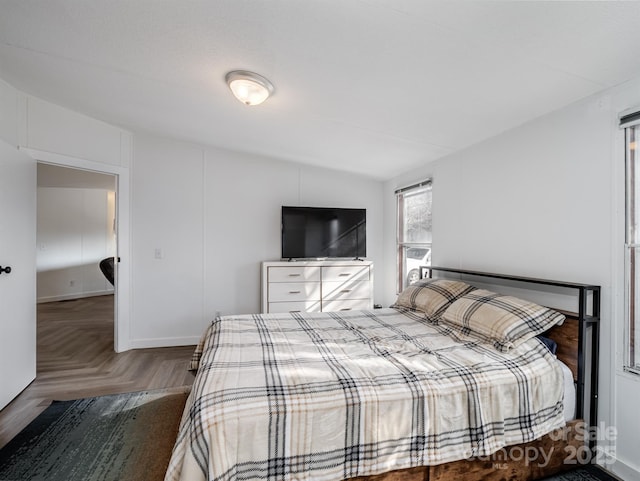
[322,298,371,312]
[322,280,371,301]
[268,282,321,302]
[268,300,322,313]
[268,266,321,282]
[321,265,369,282]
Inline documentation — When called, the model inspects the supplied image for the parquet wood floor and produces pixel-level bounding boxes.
[0,295,195,448]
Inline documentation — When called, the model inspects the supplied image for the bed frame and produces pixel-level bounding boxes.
[345,266,601,481]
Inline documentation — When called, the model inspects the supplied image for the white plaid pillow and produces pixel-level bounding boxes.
[392,279,475,317]
[441,289,566,352]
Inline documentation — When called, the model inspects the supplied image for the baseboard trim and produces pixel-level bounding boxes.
[128,336,200,349]
[37,290,114,303]
[611,457,640,480]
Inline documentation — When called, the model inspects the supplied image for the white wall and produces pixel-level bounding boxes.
[37,187,116,302]
[130,135,205,345]
[25,96,128,167]
[131,133,385,347]
[203,150,384,319]
[0,78,19,147]
[384,77,640,479]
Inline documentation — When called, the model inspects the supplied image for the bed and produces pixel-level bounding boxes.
[165,267,600,481]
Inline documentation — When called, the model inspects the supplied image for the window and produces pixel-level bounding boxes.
[396,181,432,292]
[624,113,640,374]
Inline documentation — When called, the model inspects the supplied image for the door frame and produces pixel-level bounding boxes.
[23,147,130,352]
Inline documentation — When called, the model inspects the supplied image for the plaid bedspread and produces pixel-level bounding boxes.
[165,308,565,481]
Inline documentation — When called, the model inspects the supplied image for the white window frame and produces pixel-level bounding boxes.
[623,114,640,375]
[396,180,432,293]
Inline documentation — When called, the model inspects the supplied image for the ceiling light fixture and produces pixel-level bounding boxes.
[225,70,274,106]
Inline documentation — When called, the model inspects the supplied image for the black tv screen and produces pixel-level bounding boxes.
[281,206,366,259]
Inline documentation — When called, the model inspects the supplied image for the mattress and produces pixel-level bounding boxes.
[559,359,576,422]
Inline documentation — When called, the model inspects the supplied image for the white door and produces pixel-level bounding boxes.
[0,140,36,410]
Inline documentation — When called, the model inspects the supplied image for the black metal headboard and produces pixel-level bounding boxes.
[421,266,601,435]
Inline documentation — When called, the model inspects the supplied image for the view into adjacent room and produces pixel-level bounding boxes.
[36,163,117,350]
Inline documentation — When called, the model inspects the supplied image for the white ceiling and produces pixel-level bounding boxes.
[2,1,640,181]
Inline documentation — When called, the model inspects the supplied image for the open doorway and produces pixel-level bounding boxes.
[36,163,117,347]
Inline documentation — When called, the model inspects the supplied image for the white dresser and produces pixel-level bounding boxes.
[261,260,374,313]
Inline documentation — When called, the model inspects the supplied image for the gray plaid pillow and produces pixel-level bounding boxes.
[441,289,565,352]
[392,279,475,317]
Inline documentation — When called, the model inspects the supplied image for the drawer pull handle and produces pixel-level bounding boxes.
[288,274,301,277]
[340,308,352,311]
[289,290,301,294]
[339,273,351,277]
[289,310,301,313]
[341,289,352,293]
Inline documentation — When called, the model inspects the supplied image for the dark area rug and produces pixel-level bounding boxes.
[0,387,190,481]
[543,464,621,480]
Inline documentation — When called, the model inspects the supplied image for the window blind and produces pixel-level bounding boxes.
[395,179,432,195]
[620,109,640,129]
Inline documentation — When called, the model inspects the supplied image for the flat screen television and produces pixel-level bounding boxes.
[281,206,366,259]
